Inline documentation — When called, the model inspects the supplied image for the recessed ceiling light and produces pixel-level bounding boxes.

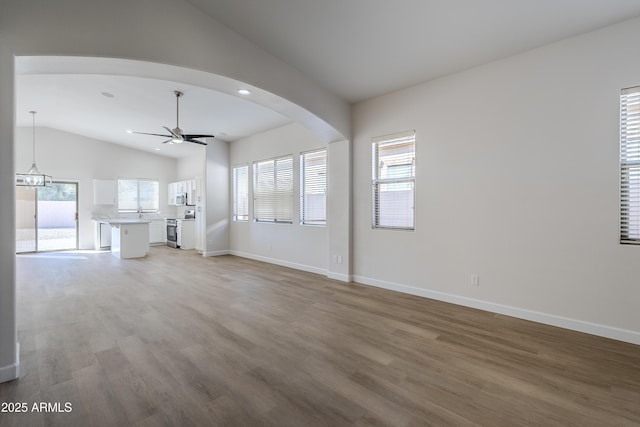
[237,89,251,96]
[101,91,115,98]
[126,130,133,134]
[154,148,161,151]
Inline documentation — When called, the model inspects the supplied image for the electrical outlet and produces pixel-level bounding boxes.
[471,274,480,286]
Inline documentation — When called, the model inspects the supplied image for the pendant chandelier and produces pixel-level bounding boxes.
[16,111,52,187]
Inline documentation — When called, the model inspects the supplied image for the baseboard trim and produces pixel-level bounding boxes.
[353,275,640,346]
[327,272,353,282]
[202,250,231,257]
[226,251,352,282]
[0,343,20,383]
[229,251,327,276]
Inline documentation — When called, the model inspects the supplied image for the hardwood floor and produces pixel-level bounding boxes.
[1,247,639,426]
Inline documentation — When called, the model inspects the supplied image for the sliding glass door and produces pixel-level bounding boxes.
[16,186,37,252]
[16,182,78,253]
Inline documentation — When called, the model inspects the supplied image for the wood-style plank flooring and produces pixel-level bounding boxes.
[1,247,639,426]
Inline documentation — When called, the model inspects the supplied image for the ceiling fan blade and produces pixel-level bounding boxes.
[183,134,215,139]
[185,138,208,146]
[133,92,213,148]
[131,131,172,138]
[163,126,180,138]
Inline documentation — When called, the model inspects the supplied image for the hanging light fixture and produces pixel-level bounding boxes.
[16,111,52,187]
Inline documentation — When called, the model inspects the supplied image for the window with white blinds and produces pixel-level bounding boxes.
[253,155,293,223]
[300,149,327,226]
[372,130,415,230]
[621,86,640,244]
[233,165,249,221]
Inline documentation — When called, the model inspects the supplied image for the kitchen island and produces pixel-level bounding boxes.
[105,219,150,259]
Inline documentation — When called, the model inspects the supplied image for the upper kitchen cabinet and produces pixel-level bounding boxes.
[186,179,196,205]
[169,179,197,205]
[168,182,177,206]
[93,179,117,205]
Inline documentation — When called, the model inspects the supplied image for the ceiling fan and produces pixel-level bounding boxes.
[131,90,213,146]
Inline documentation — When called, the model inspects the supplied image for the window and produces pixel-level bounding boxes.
[253,155,293,223]
[118,179,159,213]
[300,149,327,226]
[233,165,249,221]
[621,86,640,244]
[372,130,415,229]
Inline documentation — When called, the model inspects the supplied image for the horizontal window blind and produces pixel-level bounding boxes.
[372,130,415,230]
[621,86,640,244]
[233,165,249,221]
[254,155,293,223]
[301,149,327,226]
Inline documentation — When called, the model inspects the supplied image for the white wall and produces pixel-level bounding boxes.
[15,127,177,249]
[352,17,640,342]
[205,139,230,255]
[0,48,17,383]
[327,138,352,281]
[177,152,205,182]
[229,123,329,274]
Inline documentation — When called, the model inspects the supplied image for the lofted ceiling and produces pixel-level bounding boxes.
[187,0,640,102]
[16,74,292,159]
[15,1,640,158]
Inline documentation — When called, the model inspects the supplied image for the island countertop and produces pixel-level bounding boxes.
[101,219,151,224]
[107,221,150,259]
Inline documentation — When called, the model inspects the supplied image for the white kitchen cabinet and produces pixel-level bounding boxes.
[169,181,183,205]
[110,221,150,259]
[173,181,186,201]
[186,179,196,205]
[100,222,112,248]
[195,176,203,204]
[168,182,178,205]
[168,183,175,205]
[169,181,186,205]
[94,221,112,250]
[149,219,166,245]
[169,179,197,205]
[184,180,192,204]
[93,179,117,205]
[177,219,195,250]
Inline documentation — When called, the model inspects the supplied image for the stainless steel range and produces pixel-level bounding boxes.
[166,218,178,248]
[167,210,196,248]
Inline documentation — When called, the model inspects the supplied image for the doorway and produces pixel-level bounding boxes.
[16,182,78,253]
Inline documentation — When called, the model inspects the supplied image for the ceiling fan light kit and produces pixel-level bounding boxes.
[131,90,214,146]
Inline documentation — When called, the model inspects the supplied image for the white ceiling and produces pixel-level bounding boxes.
[16,74,292,158]
[187,0,640,102]
[15,1,640,158]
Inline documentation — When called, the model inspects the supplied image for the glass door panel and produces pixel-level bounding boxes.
[36,182,78,251]
[16,186,37,253]
[15,182,78,253]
